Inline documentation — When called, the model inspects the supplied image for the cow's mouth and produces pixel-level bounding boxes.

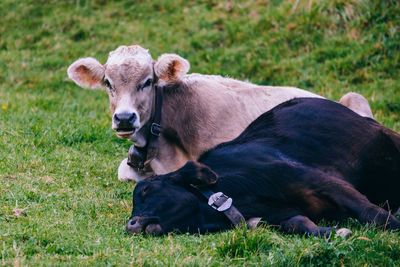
[116,129,135,138]
[126,216,162,235]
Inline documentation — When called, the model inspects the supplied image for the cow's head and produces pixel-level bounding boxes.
[126,161,231,235]
[67,45,190,147]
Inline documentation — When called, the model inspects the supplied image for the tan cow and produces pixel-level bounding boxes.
[67,45,373,182]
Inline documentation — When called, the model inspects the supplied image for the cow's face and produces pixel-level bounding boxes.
[126,161,230,235]
[67,45,190,147]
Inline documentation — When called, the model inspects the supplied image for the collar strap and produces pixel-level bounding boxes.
[127,84,163,170]
[191,185,247,227]
[144,84,163,165]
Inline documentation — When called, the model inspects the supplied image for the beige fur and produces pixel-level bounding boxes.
[67,45,373,182]
[339,92,374,119]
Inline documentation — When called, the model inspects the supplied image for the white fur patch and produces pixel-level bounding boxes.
[112,95,140,130]
[106,45,153,67]
[118,158,146,182]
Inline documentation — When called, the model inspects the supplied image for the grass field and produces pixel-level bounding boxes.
[1,0,400,265]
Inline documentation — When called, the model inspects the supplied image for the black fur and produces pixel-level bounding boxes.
[127,98,400,236]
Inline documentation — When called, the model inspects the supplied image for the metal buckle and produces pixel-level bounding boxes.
[150,123,162,137]
[208,192,232,212]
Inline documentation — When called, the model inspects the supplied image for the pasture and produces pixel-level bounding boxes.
[1,0,399,265]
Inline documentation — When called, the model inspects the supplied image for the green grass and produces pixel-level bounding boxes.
[1,0,400,265]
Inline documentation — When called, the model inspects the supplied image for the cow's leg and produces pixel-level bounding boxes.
[280,215,352,238]
[339,92,374,119]
[316,178,400,230]
[338,189,400,230]
[355,205,400,230]
[118,158,149,182]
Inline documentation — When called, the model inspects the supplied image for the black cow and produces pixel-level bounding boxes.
[126,98,400,236]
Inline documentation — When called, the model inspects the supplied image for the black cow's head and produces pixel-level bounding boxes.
[126,161,231,235]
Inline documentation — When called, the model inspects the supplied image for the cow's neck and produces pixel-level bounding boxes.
[161,82,213,159]
[162,81,258,156]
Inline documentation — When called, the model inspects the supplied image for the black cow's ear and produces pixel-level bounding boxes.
[169,161,218,186]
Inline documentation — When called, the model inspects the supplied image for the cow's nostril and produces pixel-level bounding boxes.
[114,113,137,130]
[113,113,120,123]
[126,218,144,235]
[128,113,136,124]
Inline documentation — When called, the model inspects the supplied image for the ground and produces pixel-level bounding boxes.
[0,0,399,266]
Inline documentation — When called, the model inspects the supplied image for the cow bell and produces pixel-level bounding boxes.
[127,145,147,170]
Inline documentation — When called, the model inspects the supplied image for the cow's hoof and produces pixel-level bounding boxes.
[394,208,400,217]
[247,217,262,230]
[335,228,352,238]
[118,158,141,182]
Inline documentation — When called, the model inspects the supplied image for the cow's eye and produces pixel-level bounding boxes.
[141,184,152,197]
[139,78,152,91]
[104,79,114,91]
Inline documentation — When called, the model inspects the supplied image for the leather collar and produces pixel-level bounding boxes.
[127,84,163,171]
[190,184,248,228]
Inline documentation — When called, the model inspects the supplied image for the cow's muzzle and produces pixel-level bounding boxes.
[126,216,162,235]
[114,112,137,137]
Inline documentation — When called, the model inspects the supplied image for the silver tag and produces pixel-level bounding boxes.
[208,192,233,212]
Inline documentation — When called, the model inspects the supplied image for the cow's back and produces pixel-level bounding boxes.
[199,98,400,207]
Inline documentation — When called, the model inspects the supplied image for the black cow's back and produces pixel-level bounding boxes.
[199,98,400,209]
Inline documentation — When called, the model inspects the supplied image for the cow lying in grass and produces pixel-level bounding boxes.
[67,45,373,182]
[126,98,400,236]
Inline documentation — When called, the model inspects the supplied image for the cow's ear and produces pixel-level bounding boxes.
[169,161,218,186]
[67,57,105,89]
[154,54,190,85]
